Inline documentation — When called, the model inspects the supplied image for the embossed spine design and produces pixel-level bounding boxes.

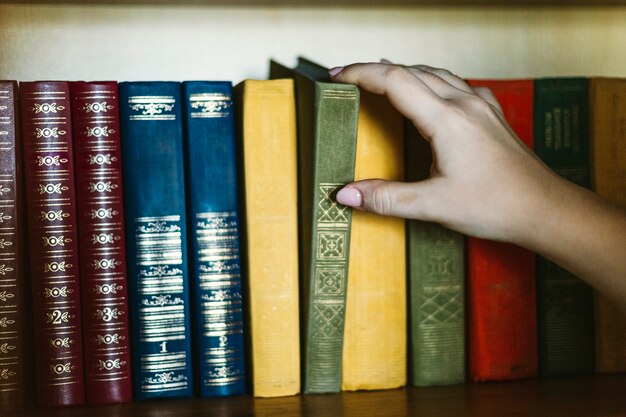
[70,82,132,403]
[20,82,85,406]
[0,82,25,411]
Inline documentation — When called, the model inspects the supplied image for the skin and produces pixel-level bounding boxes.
[330,62,626,306]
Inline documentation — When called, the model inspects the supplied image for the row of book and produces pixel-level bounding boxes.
[0,58,625,411]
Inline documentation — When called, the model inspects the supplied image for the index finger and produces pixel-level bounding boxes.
[330,63,445,140]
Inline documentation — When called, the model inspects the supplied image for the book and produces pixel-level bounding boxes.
[341,89,406,391]
[182,81,245,396]
[405,122,465,387]
[270,58,359,394]
[0,81,26,412]
[534,77,595,376]
[589,77,626,373]
[70,82,132,404]
[466,79,538,381]
[19,81,85,407]
[119,82,193,400]
[235,79,300,397]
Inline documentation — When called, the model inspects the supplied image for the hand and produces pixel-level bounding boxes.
[331,63,560,244]
[330,63,626,304]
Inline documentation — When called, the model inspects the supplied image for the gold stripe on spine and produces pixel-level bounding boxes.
[128,96,176,121]
[189,93,231,119]
[135,215,188,392]
[195,211,243,387]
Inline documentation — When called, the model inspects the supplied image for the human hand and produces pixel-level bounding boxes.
[330,63,562,245]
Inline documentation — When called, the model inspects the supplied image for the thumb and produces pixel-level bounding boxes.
[336,178,435,220]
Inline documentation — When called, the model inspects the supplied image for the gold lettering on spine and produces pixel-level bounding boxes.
[135,215,188,392]
[196,211,244,387]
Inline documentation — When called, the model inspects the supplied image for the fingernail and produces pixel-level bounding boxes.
[328,66,344,77]
[380,58,392,64]
[336,186,362,207]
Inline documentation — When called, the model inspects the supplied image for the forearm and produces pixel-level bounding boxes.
[516,174,626,304]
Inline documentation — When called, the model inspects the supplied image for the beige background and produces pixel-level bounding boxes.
[0,4,624,82]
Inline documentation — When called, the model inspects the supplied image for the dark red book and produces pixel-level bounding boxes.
[70,82,132,404]
[20,81,85,406]
[466,79,538,381]
[0,81,26,412]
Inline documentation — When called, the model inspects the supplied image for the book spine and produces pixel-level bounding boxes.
[119,82,193,400]
[341,91,406,391]
[590,77,626,373]
[0,81,26,412]
[466,79,537,381]
[405,122,465,386]
[182,81,245,397]
[19,81,85,407]
[70,82,132,403]
[534,77,595,376]
[303,84,358,394]
[235,79,300,398]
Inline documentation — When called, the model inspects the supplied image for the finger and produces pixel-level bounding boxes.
[330,63,446,137]
[411,64,475,95]
[472,86,503,112]
[336,178,438,221]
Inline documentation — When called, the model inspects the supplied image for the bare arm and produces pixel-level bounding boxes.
[330,63,626,305]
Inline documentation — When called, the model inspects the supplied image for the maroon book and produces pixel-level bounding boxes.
[20,81,85,407]
[70,82,132,404]
[0,81,26,412]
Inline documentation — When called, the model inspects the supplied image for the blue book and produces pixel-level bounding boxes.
[119,82,193,400]
[182,81,245,396]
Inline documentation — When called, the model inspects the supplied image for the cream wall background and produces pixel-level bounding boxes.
[0,4,624,82]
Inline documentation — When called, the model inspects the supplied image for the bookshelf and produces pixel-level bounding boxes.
[1,1,625,415]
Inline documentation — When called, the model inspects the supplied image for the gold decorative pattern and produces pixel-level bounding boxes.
[41,210,69,222]
[30,102,65,114]
[49,338,71,348]
[95,333,124,345]
[0,239,12,250]
[81,101,113,113]
[0,184,11,196]
[0,343,15,354]
[37,155,68,167]
[88,153,116,165]
[189,93,232,119]
[44,287,71,298]
[88,181,118,193]
[35,127,66,139]
[89,208,118,219]
[42,236,71,247]
[85,126,115,138]
[96,358,126,371]
[128,96,176,121]
[49,363,73,375]
[43,261,72,273]
[0,291,14,302]
[38,183,69,194]
[91,233,117,245]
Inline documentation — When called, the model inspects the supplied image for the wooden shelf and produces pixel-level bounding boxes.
[11,374,626,416]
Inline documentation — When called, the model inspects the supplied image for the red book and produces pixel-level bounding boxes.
[70,82,132,404]
[20,82,85,406]
[466,79,537,381]
[0,81,26,412]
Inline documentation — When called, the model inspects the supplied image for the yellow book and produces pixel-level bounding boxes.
[341,91,407,390]
[235,79,300,397]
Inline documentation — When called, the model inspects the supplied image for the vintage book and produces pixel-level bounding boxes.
[590,77,626,373]
[234,79,300,397]
[70,82,132,404]
[20,81,85,406]
[182,81,245,396]
[270,58,359,394]
[466,79,537,381]
[119,82,193,400]
[405,122,465,387]
[0,81,26,412]
[534,78,595,376]
[341,90,406,391]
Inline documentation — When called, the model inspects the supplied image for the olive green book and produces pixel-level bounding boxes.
[405,122,465,386]
[270,58,358,394]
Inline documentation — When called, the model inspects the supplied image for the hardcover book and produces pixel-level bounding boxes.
[119,82,193,400]
[20,81,85,407]
[466,79,537,381]
[534,78,595,376]
[270,58,359,394]
[590,77,626,373]
[0,81,26,411]
[235,79,300,397]
[182,81,245,396]
[341,89,406,391]
[70,82,132,404]
[405,122,465,387]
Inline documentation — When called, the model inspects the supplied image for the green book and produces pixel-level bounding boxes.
[270,58,359,394]
[534,78,595,376]
[405,122,465,386]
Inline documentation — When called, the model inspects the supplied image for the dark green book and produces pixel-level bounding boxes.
[270,58,359,394]
[405,122,465,386]
[534,78,595,376]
